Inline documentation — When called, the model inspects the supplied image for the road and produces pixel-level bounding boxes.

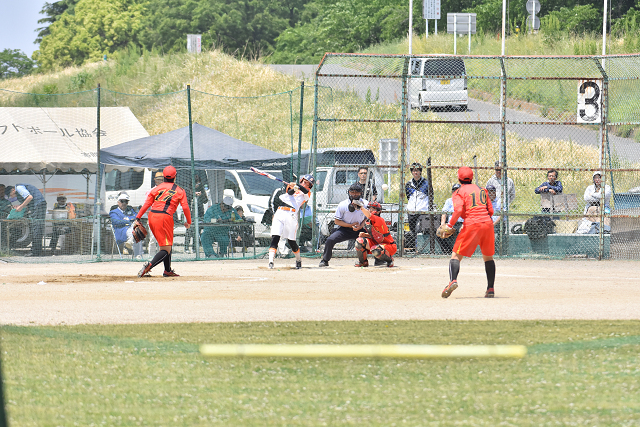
[268,64,639,163]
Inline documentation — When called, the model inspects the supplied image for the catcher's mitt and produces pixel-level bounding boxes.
[132,221,148,243]
[436,224,455,239]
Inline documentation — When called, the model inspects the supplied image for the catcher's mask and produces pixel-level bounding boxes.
[132,222,148,243]
[368,201,382,215]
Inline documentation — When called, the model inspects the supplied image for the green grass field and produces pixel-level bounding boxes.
[2,321,639,426]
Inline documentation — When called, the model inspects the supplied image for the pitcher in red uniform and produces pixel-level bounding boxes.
[352,201,396,268]
[441,166,496,298]
[135,165,192,277]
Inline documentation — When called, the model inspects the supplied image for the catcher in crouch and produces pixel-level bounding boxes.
[438,166,496,299]
[268,174,314,270]
[135,165,192,277]
[352,200,396,268]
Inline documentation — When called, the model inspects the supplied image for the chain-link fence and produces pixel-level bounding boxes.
[312,53,640,260]
[2,54,639,262]
[0,84,314,263]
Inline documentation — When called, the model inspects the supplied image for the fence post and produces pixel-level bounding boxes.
[310,63,320,252]
[594,57,609,260]
[297,81,305,179]
[0,341,6,427]
[187,85,200,260]
[96,84,102,261]
[499,57,508,257]
[426,157,435,254]
[399,56,410,256]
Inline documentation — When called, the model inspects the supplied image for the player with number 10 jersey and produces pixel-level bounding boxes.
[447,174,494,257]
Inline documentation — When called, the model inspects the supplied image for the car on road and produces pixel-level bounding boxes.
[409,57,468,112]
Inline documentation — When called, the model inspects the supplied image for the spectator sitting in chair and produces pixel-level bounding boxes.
[535,169,563,213]
[438,183,463,255]
[201,194,241,258]
[5,184,47,257]
[48,194,76,252]
[583,171,611,227]
[109,192,143,258]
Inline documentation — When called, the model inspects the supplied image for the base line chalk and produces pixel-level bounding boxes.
[199,344,527,358]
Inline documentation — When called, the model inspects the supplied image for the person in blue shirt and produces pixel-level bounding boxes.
[109,192,143,258]
[5,184,47,257]
[535,169,563,195]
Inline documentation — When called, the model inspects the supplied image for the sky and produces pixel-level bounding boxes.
[0,0,47,57]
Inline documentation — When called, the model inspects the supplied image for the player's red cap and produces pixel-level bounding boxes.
[163,165,177,179]
[457,166,473,182]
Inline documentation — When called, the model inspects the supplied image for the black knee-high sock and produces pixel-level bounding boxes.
[164,251,172,272]
[484,260,496,289]
[449,259,460,282]
[150,250,168,269]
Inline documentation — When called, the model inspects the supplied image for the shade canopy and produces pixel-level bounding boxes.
[0,107,149,173]
[100,123,290,171]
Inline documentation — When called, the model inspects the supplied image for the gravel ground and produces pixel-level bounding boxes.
[1,258,638,325]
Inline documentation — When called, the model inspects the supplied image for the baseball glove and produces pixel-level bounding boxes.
[436,224,455,239]
[132,221,148,243]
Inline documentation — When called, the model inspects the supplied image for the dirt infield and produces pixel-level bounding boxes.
[1,257,638,325]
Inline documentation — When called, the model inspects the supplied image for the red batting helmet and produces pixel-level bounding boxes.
[368,201,382,215]
[163,165,177,179]
[457,166,473,182]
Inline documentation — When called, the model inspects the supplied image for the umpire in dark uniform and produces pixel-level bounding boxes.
[5,184,47,256]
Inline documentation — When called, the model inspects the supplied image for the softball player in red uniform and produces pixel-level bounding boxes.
[441,166,496,298]
[135,165,192,277]
[352,201,396,267]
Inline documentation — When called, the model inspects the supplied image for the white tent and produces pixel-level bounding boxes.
[0,107,149,173]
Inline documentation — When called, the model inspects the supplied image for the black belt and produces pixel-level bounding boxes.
[150,209,171,215]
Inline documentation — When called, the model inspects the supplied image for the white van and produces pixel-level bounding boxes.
[409,57,468,111]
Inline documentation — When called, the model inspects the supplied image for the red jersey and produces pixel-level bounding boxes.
[448,183,493,227]
[137,182,192,225]
[367,214,394,245]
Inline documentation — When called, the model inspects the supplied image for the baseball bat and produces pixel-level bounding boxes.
[250,167,289,185]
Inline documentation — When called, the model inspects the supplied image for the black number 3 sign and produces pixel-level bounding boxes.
[577,80,602,123]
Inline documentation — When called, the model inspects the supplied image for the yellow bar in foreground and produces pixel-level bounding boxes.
[200,344,527,359]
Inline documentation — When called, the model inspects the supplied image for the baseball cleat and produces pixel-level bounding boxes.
[485,288,495,298]
[295,260,302,269]
[268,262,274,269]
[163,270,179,277]
[319,260,329,267]
[374,258,386,266]
[354,260,369,267]
[441,281,458,298]
[138,262,152,278]
[386,258,394,268]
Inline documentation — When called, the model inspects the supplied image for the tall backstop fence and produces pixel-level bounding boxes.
[312,53,640,260]
[1,53,640,262]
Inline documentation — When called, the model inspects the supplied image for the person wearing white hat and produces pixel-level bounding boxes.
[201,192,241,258]
[583,171,612,226]
[109,192,143,258]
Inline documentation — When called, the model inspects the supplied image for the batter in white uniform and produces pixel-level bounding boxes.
[268,174,315,269]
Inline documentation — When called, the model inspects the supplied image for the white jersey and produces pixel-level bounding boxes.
[278,189,309,212]
[271,189,310,240]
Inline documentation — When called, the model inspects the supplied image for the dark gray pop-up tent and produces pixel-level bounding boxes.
[100,123,290,173]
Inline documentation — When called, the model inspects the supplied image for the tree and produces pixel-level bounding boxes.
[35,0,80,44]
[0,49,35,79]
[34,0,145,70]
